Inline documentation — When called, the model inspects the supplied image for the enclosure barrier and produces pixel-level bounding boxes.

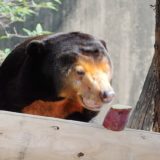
[0,111,160,160]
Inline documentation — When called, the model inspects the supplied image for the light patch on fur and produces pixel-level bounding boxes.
[77,55,111,75]
[58,54,114,111]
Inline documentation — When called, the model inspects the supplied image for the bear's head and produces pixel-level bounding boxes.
[26,32,115,111]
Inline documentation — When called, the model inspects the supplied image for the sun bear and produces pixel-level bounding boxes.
[0,32,115,122]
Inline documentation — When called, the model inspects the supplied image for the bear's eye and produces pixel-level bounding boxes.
[75,66,85,76]
[76,70,85,76]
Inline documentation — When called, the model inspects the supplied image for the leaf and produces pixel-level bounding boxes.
[36,23,43,33]
[0,35,8,40]
[54,0,62,4]
[4,48,11,54]
[23,28,33,36]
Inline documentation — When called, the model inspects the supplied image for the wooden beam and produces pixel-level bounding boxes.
[0,111,160,160]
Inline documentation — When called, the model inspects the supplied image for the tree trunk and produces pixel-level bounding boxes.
[128,0,160,132]
[152,0,160,132]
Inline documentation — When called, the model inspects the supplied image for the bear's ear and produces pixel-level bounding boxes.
[100,40,107,50]
[26,40,45,56]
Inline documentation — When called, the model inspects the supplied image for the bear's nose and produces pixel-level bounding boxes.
[100,90,115,103]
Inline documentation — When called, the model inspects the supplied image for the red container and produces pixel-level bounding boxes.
[103,105,132,131]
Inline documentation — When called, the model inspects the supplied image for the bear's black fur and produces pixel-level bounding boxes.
[0,32,111,122]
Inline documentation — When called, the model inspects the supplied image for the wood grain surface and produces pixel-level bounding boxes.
[0,111,160,160]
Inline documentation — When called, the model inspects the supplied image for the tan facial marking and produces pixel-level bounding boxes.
[59,55,114,111]
[77,56,111,75]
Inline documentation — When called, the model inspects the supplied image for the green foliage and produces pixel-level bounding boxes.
[3,48,11,55]
[0,49,10,65]
[23,23,52,36]
[0,0,62,39]
[0,1,35,23]
[0,23,52,39]
[0,48,11,56]
[0,0,62,56]
[0,0,61,25]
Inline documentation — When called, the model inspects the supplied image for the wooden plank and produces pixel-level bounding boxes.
[0,111,160,160]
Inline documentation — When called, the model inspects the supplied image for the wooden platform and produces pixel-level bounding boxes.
[0,111,160,160]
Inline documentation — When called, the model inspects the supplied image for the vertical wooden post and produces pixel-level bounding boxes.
[128,0,160,132]
[152,0,160,132]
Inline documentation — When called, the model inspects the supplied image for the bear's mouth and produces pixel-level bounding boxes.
[79,95,103,111]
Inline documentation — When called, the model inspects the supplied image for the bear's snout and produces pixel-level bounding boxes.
[99,90,115,103]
